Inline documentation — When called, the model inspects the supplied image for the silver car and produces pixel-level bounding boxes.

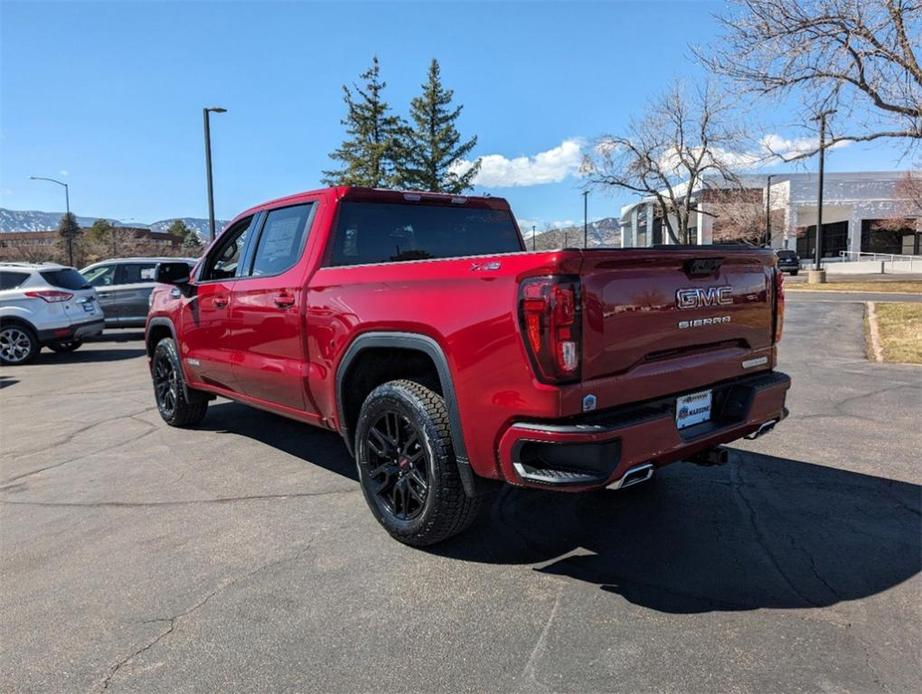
[80,257,197,328]
[0,262,104,364]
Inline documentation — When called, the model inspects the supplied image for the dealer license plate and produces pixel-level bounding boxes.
[676,390,712,429]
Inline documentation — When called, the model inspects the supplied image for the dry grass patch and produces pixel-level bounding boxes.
[873,303,922,364]
[787,281,922,294]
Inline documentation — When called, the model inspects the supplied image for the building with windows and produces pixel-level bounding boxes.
[619,171,921,259]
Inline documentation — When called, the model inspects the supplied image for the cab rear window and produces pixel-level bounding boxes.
[40,269,91,290]
[328,201,523,266]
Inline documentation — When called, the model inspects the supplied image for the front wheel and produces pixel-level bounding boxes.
[354,379,482,546]
[151,337,209,427]
[48,340,82,353]
[790,270,799,276]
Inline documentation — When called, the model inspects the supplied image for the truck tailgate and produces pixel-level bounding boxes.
[579,248,775,381]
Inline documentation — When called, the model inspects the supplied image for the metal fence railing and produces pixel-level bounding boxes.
[839,251,922,272]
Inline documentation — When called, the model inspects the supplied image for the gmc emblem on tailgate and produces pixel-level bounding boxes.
[676,285,733,310]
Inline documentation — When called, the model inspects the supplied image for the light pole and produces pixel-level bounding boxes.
[203,106,227,241]
[30,176,73,266]
[811,109,835,273]
[582,190,590,248]
[764,174,773,247]
[531,225,536,251]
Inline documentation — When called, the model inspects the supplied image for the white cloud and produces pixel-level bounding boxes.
[59,170,69,177]
[758,133,848,161]
[456,138,584,188]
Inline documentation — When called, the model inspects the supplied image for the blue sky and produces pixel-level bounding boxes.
[0,0,912,229]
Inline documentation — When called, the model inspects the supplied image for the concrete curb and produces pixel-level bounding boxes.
[866,302,884,363]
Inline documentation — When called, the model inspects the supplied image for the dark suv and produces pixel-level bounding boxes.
[81,257,197,327]
[775,249,800,276]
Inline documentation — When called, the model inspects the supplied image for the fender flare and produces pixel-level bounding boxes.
[145,317,179,356]
[335,331,478,496]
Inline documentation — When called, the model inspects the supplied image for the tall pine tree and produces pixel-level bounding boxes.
[400,59,480,193]
[323,57,405,188]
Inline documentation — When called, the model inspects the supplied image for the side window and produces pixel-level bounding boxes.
[81,265,117,287]
[248,204,313,277]
[0,271,30,290]
[200,216,254,281]
[117,263,157,284]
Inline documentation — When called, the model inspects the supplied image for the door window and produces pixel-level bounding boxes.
[116,263,157,284]
[82,265,117,287]
[200,216,255,281]
[248,204,313,277]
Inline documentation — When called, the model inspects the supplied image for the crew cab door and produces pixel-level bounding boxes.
[179,215,256,392]
[227,202,315,411]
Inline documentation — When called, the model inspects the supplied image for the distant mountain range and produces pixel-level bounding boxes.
[1,206,622,248]
[531,217,621,249]
[0,208,226,238]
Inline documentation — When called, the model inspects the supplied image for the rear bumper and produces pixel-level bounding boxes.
[497,370,791,490]
[37,318,105,343]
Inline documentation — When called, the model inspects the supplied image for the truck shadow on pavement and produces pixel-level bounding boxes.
[435,450,922,614]
[192,404,920,615]
[202,402,359,481]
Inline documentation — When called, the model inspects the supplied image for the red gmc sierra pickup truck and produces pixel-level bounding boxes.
[146,187,790,546]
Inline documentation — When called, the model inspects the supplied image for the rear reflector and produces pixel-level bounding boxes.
[25,290,73,303]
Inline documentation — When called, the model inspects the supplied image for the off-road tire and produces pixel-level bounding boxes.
[152,337,209,427]
[0,322,39,365]
[354,379,483,547]
[48,340,83,353]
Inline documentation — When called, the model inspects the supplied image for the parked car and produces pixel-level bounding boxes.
[0,262,104,364]
[80,257,197,327]
[146,187,790,546]
[776,249,800,275]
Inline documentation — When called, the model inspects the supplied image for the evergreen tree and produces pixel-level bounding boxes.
[57,212,80,239]
[399,59,480,193]
[87,219,114,243]
[166,220,203,254]
[323,57,406,188]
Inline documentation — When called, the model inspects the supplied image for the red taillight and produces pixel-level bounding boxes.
[773,269,785,343]
[519,276,581,383]
[25,290,73,303]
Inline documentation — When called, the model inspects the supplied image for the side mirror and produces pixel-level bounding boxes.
[156,262,191,285]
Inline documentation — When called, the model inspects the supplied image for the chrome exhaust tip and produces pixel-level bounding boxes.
[609,463,654,490]
[745,419,779,440]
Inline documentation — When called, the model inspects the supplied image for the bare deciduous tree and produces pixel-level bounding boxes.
[875,169,922,231]
[582,82,749,244]
[700,0,922,157]
[707,188,786,244]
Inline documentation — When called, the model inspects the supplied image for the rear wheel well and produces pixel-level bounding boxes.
[0,316,35,332]
[340,347,442,448]
[146,324,173,357]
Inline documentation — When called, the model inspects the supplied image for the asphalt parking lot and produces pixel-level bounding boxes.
[1,298,920,693]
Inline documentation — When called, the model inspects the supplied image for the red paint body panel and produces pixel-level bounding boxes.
[147,186,789,489]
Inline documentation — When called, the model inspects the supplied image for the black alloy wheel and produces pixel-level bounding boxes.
[354,379,484,546]
[365,410,430,520]
[153,349,179,419]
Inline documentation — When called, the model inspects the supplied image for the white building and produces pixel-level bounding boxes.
[619,171,921,259]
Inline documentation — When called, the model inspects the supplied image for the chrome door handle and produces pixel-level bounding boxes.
[213,296,229,308]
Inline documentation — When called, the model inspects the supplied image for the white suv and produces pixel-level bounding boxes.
[0,263,105,365]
